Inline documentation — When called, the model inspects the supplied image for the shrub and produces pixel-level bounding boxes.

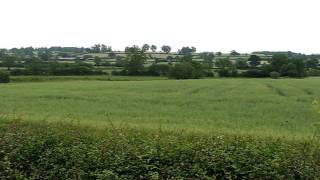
[242,69,269,78]
[148,64,170,76]
[203,70,214,77]
[0,71,10,83]
[270,71,280,79]
[0,121,319,179]
[168,62,204,79]
[217,68,238,77]
[217,68,231,77]
[307,69,320,76]
[169,63,195,79]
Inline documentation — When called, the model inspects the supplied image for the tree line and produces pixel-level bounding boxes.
[0,44,320,83]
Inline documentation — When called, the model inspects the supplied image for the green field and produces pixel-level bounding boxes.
[1,78,319,139]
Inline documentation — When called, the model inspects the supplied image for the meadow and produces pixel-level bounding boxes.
[1,77,319,138]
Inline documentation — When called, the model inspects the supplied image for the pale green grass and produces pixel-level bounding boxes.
[0,78,320,138]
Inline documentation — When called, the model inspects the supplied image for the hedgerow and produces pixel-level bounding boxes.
[0,120,319,179]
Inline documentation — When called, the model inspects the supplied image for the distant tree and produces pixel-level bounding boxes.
[230,50,240,56]
[180,47,194,55]
[94,56,102,66]
[248,55,261,67]
[216,52,222,56]
[305,58,319,69]
[215,58,232,69]
[271,54,288,72]
[161,45,171,54]
[148,64,170,76]
[151,45,157,52]
[200,52,215,68]
[236,59,249,69]
[2,55,16,70]
[167,56,174,64]
[101,44,112,52]
[191,47,197,53]
[124,46,147,75]
[142,44,150,52]
[115,56,124,67]
[39,50,51,61]
[108,52,116,59]
[168,61,203,79]
[0,71,10,83]
[91,44,101,53]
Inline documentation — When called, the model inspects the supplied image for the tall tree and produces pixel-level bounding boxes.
[180,47,194,55]
[230,50,240,56]
[2,55,16,70]
[305,58,319,69]
[124,46,147,75]
[94,56,102,66]
[200,52,215,68]
[271,54,288,72]
[248,55,261,67]
[161,45,171,54]
[151,45,157,52]
[142,44,150,52]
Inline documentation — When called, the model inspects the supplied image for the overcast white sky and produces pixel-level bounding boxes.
[1,0,319,54]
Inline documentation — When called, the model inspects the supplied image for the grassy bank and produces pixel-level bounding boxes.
[0,120,319,179]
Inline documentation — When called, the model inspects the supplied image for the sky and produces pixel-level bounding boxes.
[1,0,320,54]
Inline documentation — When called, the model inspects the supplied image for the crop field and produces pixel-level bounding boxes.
[1,78,319,139]
[1,77,320,178]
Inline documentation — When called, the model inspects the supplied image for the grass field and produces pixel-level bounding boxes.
[1,78,319,139]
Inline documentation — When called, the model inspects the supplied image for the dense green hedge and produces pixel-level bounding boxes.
[0,71,10,83]
[0,121,319,179]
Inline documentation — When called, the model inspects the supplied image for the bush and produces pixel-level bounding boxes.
[168,62,204,79]
[217,68,231,77]
[0,71,10,83]
[0,121,319,179]
[307,69,320,76]
[147,64,170,76]
[217,68,238,77]
[242,69,269,78]
[270,71,280,79]
[203,70,214,77]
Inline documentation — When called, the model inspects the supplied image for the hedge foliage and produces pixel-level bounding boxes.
[0,121,319,179]
[0,71,10,83]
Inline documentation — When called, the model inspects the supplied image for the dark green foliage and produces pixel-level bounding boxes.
[230,50,240,56]
[0,121,319,179]
[270,71,280,79]
[248,55,261,67]
[280,58,306,77]
[0,55,17,70]
[142,44,150,52]
[235,59,249,69]
[200,52,215,68]
[161,45,171,54]
[10,61,105,76]
[124,46,147,75]
[179,47,196,55]
[0,71,10,83]
[150,45,157,52]
[307,69,320,76]
[168,61,204,79]
[242,69,269,78]
[305,58,319,69]
[148,64,170,76]
[271,54,289,72]
[215,58,238,77]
